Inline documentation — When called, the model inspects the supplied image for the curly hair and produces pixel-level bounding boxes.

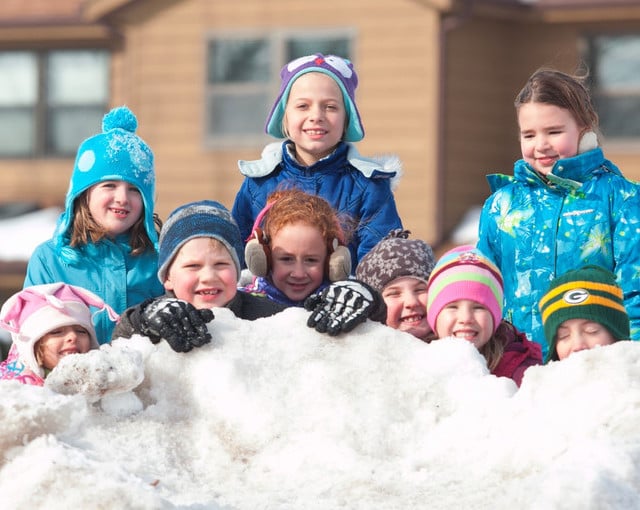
[261,188,353,247]
[69,190,162,255]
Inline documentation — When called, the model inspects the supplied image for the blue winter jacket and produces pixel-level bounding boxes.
[232,141,403,267]
[25,235,164,343]
[477,148,640,358]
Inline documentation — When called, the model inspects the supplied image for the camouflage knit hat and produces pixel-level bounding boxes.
[355,229,436,292]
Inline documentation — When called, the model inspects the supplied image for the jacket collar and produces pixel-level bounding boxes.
[487,148,620,193]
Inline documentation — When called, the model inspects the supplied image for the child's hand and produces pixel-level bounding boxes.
[304,280,386,336]
[140,298,214,352]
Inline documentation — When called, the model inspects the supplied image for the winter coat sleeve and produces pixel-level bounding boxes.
[24,242,56,287]
[610,181,640,341]
[476,197,500,267]
[232,179,256,247]
[111,300,148,340]
[353,179,403,262]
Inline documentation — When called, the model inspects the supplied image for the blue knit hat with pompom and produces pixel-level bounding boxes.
[53,106,157,261]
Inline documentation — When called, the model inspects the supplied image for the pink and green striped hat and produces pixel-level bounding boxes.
[427,245,504,333]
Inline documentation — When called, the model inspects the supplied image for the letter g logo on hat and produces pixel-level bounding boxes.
[563,288,589,305]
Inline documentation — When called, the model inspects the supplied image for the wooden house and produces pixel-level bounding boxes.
[0,0,640,294]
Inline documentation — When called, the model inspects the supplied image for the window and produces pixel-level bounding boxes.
[0,49,109,157]
[205,32,352,147]
[589,35,640,139]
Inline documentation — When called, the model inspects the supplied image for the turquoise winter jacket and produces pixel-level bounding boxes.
[477,148,640,358]
[24,235,164,343]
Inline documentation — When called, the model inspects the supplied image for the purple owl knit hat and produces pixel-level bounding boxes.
[265,53,365,142]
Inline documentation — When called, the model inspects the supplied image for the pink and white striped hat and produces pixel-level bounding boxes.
[427,245,504,334]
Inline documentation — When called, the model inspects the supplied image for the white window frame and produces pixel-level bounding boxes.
[204,28,355,149]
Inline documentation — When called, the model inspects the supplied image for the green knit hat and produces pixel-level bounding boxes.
[539,265,629,362]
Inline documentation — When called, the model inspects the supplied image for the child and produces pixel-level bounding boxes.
[355,229,437,342]
[232,53,403,266]
[477,67,640,359]
[539,265,630,363]
[113,200,287,352]
[0,283,118,386]
[427,245,542,387]
[24,106,164,342]
[243,188,352,307]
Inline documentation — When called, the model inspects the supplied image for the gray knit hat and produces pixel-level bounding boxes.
[355,229,436,292]
[157,200,244,283]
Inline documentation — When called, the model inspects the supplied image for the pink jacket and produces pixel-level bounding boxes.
[0,344,45,386]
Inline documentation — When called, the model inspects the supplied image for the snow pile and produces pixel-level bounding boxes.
[1,307,640,509]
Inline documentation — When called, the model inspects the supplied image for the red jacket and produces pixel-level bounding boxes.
[492,322,542,387]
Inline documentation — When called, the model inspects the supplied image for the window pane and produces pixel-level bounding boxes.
[48,50,109,103]
[0,108,34,155]
[209,92,269,135]
[0,52,37,105]
[208,40,269,83]
[47,106,105,155]
[286,39,351,61]
[594,96,640,138]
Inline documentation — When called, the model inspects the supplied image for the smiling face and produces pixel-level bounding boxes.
[87,180,143,237]
[270,222,327,303]
[381,276,432,341]
[164,237,238,309]
[554,318,616,360]
[517,102,583,176]
[434,299,494,350]
[283,72,346,166]
[36,325,92,370]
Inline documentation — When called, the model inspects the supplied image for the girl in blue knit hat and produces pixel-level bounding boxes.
[24,106,164,343]
[232,53,403,267]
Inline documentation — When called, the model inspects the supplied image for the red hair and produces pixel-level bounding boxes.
[262,188,352,247]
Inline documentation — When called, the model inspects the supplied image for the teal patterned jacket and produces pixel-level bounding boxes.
[477,148,640,358]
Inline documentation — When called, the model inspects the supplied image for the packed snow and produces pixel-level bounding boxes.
[1,306,640,509]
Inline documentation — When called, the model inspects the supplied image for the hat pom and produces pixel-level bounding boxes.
[102,106,138,133]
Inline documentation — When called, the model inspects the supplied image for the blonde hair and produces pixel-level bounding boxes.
[70,190,162,256]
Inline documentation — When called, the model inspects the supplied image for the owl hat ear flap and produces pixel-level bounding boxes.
[245,226,271,277]
[327,239,352,281]
[245,201,276,277]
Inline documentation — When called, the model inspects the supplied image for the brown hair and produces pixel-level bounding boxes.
[479,320,518,371]
[69,190,162,255]
[262,188,353,248]
[514,67,599,132]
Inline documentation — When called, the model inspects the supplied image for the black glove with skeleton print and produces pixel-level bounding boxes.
[304,280,386,336]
